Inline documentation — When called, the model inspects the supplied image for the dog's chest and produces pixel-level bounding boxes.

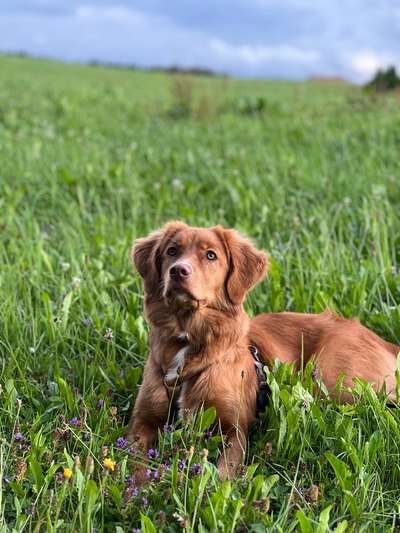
[165,343,213,419]
[177,377,213,419]
[164,345,189,384]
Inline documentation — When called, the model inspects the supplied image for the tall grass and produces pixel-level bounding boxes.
[0,54,400,531]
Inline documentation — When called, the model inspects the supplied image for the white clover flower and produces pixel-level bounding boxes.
[172,178,183,190]
[103,328,114,341]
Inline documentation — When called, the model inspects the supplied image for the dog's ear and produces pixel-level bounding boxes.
[223,229,268,305]
[131,221,187,291]
[131,228,164,289]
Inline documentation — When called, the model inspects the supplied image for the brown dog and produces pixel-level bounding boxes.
[126,221,268,478]
[127,222,399,478]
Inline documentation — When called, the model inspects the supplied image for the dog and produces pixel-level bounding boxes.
[126,221,399,478]
[126,221,268,479]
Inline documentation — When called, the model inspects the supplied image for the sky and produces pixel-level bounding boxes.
[0,1,399,82]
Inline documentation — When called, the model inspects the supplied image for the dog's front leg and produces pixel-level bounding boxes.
[125,418,158,485]
[217,426,248,480]
[126,358,170,482]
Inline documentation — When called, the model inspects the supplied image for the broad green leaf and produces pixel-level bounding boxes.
[85,479,99,521]
[199,406,216,431]
[29,456,44,493]
[61,291,73,329]
[56,376,75,411]
[262,474,279,497]
[316,505,332,533]
[326,452,352,491]
[296,510,313,533]
[333,520,348,533]
[140,514,157,533]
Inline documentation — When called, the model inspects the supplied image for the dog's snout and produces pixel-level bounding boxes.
[170,262,192,281]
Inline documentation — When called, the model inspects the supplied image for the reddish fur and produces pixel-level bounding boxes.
[126,222,267,479]
[127,222,399,479]
[250,310,399,402]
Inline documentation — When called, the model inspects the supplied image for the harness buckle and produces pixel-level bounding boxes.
[249,344,270,416]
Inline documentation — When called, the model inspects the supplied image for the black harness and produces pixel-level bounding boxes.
[249,344,270,417]
[165,344,270,422]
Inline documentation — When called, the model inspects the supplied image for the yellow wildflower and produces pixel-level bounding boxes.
[103,457,116,472]
[63,467,73,480]
[187,446,194,460]
[201,448,209,461]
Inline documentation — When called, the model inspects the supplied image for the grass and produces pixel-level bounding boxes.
[1,53,400,532]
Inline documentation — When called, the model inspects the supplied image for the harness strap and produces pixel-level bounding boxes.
[249,344,270,416]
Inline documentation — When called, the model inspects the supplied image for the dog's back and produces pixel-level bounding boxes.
[250,310,340,365]
[250,310,399,400]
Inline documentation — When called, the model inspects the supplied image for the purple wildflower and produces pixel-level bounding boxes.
[14,432,24,442]
[142,497,149,506]
[96,399,104,409]
[147,448,160,460]
[190,463,202,476]
[127,446,137,456]
[145,468,161,482]
[124,474,139,499]
[115,437,128,449]
[125,485,139,499]
[178,459,186,470]
[163,423,173,432]
[204,430,213,439]
[106,388,113,397]
[68,417,79,426]
[82,317,93,327]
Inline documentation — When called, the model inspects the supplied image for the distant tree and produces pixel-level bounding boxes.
[365,65,400,92]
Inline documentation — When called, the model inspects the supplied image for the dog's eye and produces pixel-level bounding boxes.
[206,250,217,260]
[167,246,177,256]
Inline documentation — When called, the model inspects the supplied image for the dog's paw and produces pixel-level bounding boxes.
[217,458,241,480]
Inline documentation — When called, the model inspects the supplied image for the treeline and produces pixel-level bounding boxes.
[90,59,221,77]
[365,65,400,92]
[2,51,222,78]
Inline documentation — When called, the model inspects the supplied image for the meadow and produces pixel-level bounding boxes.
[1,54,400,532]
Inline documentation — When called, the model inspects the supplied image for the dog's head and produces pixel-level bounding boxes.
[131,221,268,313]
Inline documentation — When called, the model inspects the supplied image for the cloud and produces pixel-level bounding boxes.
[349,51,398,78]
[1,0,73,16]
[76,5,146,24]
[209,38,319,66]
[0,1,399,81]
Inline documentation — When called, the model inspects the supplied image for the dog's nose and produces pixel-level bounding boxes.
[170,262,192,281]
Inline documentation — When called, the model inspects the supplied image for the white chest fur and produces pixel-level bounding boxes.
[165,345,189,384]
